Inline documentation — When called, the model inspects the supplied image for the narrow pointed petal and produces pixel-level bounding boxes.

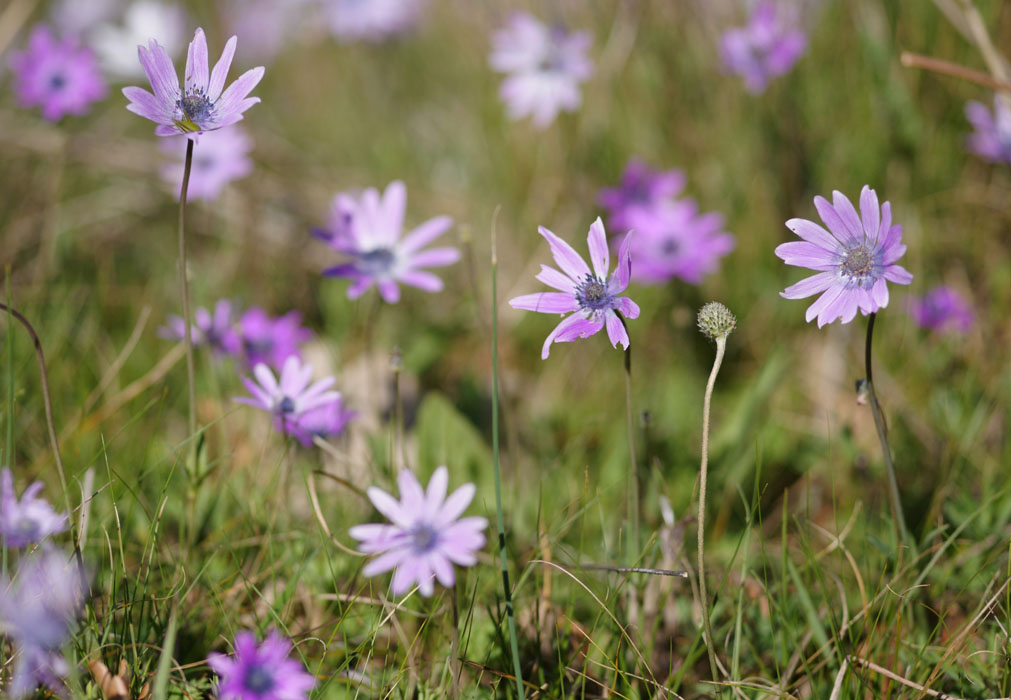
[616,297,640,319]
[587,217,609,279]
[604,311,629,350]
[538,226,590,282]
[382,181,407,238]
[215,66,265,116]
[535,265,576,293]
[781,271,836,300]
[784,218,841,252]
[615,232,632,290]
[831,190,865,242]
[400,217,453,253]
[208,36,237,101]
[509,293,578,314]
[859,186,880,243]
[184,28,209,93]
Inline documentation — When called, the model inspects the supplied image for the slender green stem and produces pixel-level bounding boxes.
[619,318,639,559]
[491,244,525,699]
[450,584,461,699]
[698,335,726,683]
[864,312,910,546]
[178,139,197,473]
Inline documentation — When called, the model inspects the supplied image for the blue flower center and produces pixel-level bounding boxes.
[841,244,874,279]
[15,516,40,539]
[661,238,680,256]
[243,338,274,356]
[243,666,275,694]
[575,274,613,312]
[49,73,66,91]
[178,91,215,124]
[278,397,296,414]
[357,248,396,276]
[410,524,438,552]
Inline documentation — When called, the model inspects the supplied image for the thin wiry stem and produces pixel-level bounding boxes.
[0,301,75,545]
[698,335,726,684]
[491,239,525,699]
[864,312,911,546]
[619,316,640,559]
[178,138,197,471]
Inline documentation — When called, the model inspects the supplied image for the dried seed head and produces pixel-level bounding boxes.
[697,301,736,340]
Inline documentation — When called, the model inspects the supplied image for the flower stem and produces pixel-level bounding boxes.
[864,312,911,547]
[698,334,726,684]
[178,139,197,474]
[619,316,640,558]
[491,240,525,700]
[450,584,461,699]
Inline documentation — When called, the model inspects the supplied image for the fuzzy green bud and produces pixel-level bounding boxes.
[697,301,736,341]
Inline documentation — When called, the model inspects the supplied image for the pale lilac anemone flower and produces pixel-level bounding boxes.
[208,630,315,700]
[237,308,313,369]
[720,1,807,94]
[235,356,339,431]
[324,0,423,42]
[908,286,973,334]
[489,12,593,128]
[318,181,459,304]
[0,549,86,698]
[510,218,640,359]
[776,186,913,327]
[158,299,239,356]
[965,96,1011,166]
[160,126,253,201]
[624,200,734,285]
[284,397,355,448]
[598,160,687,232]
[0,469,67,549]
[350,467,487,597]
[8,25,107,122]
[123,27,264,136]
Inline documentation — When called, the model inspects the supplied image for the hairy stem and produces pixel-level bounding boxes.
[179,138,197,471]
[698,335,726,683]
[491,242,525,699]
[864,312,911,546]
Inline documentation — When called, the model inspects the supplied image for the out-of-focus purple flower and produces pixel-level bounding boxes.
[720,1,807,94]
[776,186,913,327]
[91,1,187,79]
[965,96,1011,166]
[237,308,313,369]
[598,160,687,232]
[235,356,339,431]
[350,466,487,597]
[160,126,253,201]
[623,200,735,285]
[123,27,264,136]
[908,286,973,334]
[223,0,316,61]
[0,470,67,549]
[319,181,459,304]
[509,218,640,359]
[207,630,315,700]
[324,0,423,42]
[283,397,355,447]
[489,12,593,129]
[8,25,107,122]
[50,0,121,37]
[0,549,86,698]
[159,300,240,356]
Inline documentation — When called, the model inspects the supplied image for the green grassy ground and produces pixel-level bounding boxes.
[2,0,1011,697]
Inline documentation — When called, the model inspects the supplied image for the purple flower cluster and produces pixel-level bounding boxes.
[350,467,487,597]
[720,1,807,94]
[0,470,67,549]
[599,160,734,285]
[8,25,107,122]
[965,96,1011,166]
[208,630,315,700]
[317,181,459,304]
[489,12,594,129]
[510,218,640,359]
[776,186,913,326]
[0,549,87,698]
[908,286,973,334]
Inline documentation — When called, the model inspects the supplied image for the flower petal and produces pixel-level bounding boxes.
[859,186,880,243]
[587,217,609,279]
[400,216,454,253]
[208,36,237,101]
[784,218,841,252]
[541,314,603,359]
[509,292,579,314]
[604,311,629,350]
[184,28,209,94]
[781,271,837,300]
[535,265,576,293]
[774,241,838,270]
[831,190,865,241]
[538,226,590,282]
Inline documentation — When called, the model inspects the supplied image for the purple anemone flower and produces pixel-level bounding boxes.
[158,299,240,356]
[908,286,973,334]
[720,1,807,94]
[319,181,459,304]
[350,467,487,597]
[489,12,593,129]
[237,308,313,369]
[965,96,1011,166]
[598,160,687,232]
[123,27,264,136]
[207,630,315,700]
[324,0,423,42]
[623,200,734,285]
[8,24,107,122]
[509,218,640,359]
[160,126,253,201]
[284,397,355,448]
[0,549,86,698]
[776,186,913,327]
[235,356,339,431]
[0,469,67,549]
